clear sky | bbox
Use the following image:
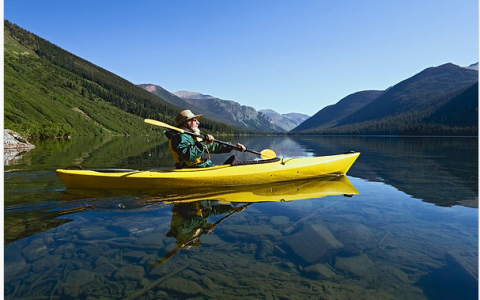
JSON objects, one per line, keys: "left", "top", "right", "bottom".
{"left": 4, "top": 0, "right": 479, "bottom": 115}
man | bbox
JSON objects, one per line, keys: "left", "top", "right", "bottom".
{"left": 166, "top": 110, "right": 246, "bottom": 168}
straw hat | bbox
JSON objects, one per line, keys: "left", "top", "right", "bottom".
{"left": 175, "top": 110, "right": 203, "bottom": 126}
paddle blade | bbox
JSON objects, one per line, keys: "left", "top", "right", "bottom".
{"left": 145, "top": 119, "right": 184, "bottom": 133}
{"left": 260, "top": 149, "right": 276, "bottom": 159}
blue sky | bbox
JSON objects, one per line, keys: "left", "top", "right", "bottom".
{"left": 4, "top": 0, "right": 478, "bottom": 115}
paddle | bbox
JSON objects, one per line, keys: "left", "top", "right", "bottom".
{"left": 145, "top": 119, "right": 276, "bottom": 159}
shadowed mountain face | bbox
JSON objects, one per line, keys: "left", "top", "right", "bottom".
{"left": 338, "top": 63, "right": 478, "bottom": 125}
{"left": 293, "top": 63, "right": 478, "bottom": 135}
{"left": 291, "top": 90, "right": 384, "bottom": 132}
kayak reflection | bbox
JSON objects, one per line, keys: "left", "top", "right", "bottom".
{"left": 59, "top": 175, "right": 358, "bottom": 205}
{"left": 143, "top": 175, "right": 358, "bottom": 204}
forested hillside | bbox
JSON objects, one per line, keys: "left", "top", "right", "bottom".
{"left": 4, "top": 20, "right": 246, "bottom": 138}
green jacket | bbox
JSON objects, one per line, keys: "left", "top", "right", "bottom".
{"left": 166, "top": 131, "right": 232, "bottom": 168}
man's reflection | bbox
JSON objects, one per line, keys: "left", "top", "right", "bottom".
{"left": 167, "top": 200, "right": 246, "bottom": 248}
{"left": 150, "top": 200, "right": 249, "bottom": 267}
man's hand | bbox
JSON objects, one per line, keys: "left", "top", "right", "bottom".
{"left": 204, "top": 134, "right": 215, "bottom": 145}
{"left": 235, "top": 143, "right": 246, "bottom": 152}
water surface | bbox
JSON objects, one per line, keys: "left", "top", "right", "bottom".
{"left": 4, "top": 135, "right": 478, "bottom": 300}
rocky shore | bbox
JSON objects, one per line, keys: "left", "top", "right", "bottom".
{"left": 4, "top": 129, "right": 35, "bottom": 165}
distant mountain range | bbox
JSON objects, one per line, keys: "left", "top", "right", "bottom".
{"left": 139, "top": 85, "right": 310, "bottom": 132}
{"left": 3, "top": 20, "right": 478, "bottom": 138}
{"left": 292, "top": 63, "right": 478, "bottom": 135}
{"left": 258, "top": 110, "right": 310, "bottom": 132}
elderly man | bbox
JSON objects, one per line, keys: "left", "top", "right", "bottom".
{"left": 165, "top": 110, "right": 246, "bottom": 168}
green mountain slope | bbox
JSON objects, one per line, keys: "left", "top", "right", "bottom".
{"left": 4, "top": 20, "right": 244, "bottom": 138}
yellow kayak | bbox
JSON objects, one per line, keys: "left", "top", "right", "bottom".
{"left": 56, "top": 152, "right": 360, "bottom": 190}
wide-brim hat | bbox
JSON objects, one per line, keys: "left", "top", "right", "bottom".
{"left": 175, "top": 110, "right": 203, "bottom": 127}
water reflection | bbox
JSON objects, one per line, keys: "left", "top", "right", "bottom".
{"left": 4, "top": 136, "right": 477, "bottom": 300}
{"left": 291, "top": 136, "right": 478, "bottom": 207}
{"left": 151, "top": 201, "right": 251, "bottom": 267}
{"left": 5, "top": 176, "right": 357, "bottom": 245}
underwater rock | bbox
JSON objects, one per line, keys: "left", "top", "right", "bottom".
{"left": 59, "top": 269, "right": 95, "bottom": 298}
{"left": 335, "top": 223, "right": 375, "bottom": 255}
{"left": 304, "top": 263, "right": 337, "bottom": 279}
{"left": 201, "top": 234, "right": 224, "bottom": 245}
{"left": 135, "top": 233, "right": 165, "bottom": 248}
{"left": 257, "top": 240, "right": 275, "bottom": 259}
{"left": 114, "top": 265, "right": 145, "bottom": 280}
{"left": 77, "top": 227, "right": 118, "bottom": 240}
{"left": 4, "top": 251, "right": 29, "bottom": 278}
{"left": 22, "top": 238, "right": 48, "bottom": 262}
{"left": 81, "top": 244, "right": 104, "bottom": 258}
{"left": 335, "top": 253, "right": 374, "bottom": 276}
{"left": 225, "top": 224, "right": 282, "bottom": 237}
{"left": 270, "top": 215, "right": 290, "bottom": 226}
{"left": 162, "top": 277, "right": 204, "bottom": 296}
{"left": 283, "top": 224, "right": 343, "bottom": 263}
{"left": 123, "top": 250, "right": 146, "bottom": 261}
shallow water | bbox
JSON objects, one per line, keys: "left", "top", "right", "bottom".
{"left": 4, "top": 135, "right": 478, "bottom": 300}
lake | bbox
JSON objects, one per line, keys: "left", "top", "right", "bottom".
{"left": 4, "top": 135, "right": 478, "bottom": 300}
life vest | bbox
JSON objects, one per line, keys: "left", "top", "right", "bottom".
{"left": 165, "top": 130, "right": 210, "bottom": 168}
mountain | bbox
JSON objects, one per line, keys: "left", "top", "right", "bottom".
{"left": 339, "top": 63, "right": 477, "bottom": 125}
{"left": 291, "top": 90, "right": 384, "bottom": 132}
{"left": 174, "top": 91, "right": 216, "bottom": 100}
{"left": 401, "top": 82, "right": 478, "bottom": 135}
{"left": 465, "top": 62, "right": 478, "bottom": 71}
{"left": 174, "top": 90, "right": 285, "bottom": 132}
{"left": 294, "top": 63, "right": 478, "bottom": 135}
{"left": 259, "top": 109, "right": 310, "bottom": 131}
{"left": 4, "top": 20, "right": 245, "bottom": 138}
{"left": 140, "top": 84, "right": 284, "bottom": 132}
{"left": 137, "top": 84, "right": 192, "bottom": 109}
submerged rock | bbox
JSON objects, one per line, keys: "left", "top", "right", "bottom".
{"left": 162, "top": 277, "right": 204, "bottom": 296}
{"left": 335, "top": 253, "right": 374, "bottom": 276}
{"left": 335, "top": 223, "right": 376, "bottom": 255}
{"left": 304, "top": 263, "right": 337, "bottom": 279}
{"left": 283, "top": 223, "right": 343, "bottom": 263}
{"left": 114, "top": 265, "right": 145, "bottom": 280}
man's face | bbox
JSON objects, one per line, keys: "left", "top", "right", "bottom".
{"left": 184, "top": 117, "right": 199, "bottom": 131}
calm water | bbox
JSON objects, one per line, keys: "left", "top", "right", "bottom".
{"left": 4, "top": 135, "right": 478, "bottom": 300}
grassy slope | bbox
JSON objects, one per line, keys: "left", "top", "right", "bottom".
{"left": 4, "top": 21, "right": 246, "bottom": 138}
{"left": 4, "top": 29, "right": 149, "bottom": 137}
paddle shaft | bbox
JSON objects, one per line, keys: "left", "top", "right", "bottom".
{"left": 144, "top": 119, "right": 274, "bottom": 158}
{"left": 183, "top": 131, "right": 261, "bottom": 155}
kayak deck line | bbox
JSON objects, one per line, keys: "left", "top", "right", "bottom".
{"left": 56, "top": 152, "right": 360, "bottom": 189}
